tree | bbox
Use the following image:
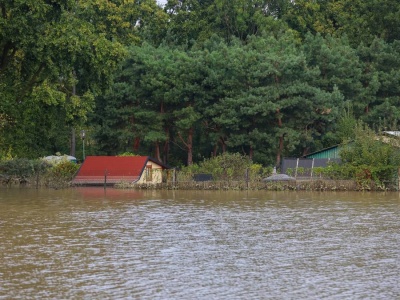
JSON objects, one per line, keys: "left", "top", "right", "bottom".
{"left": 283, "top": 0, "right": 400, "bottom": 45}
{"left": 203, "top": 33, "right": 343, "bottom": 165}
{"left": 0, "top": 0, "right": 133, "bottom": 158}
{"left": 164, "top": 0, "right": 289, "bottom": 45}
{"left": 91, "top": 43, "right": 173, "bottom": 159}
{"left": 300, "top": 33, "right": 362, "bottom": 149}
{"left": 356, "top": 39, "right": 400, "bottom": 129}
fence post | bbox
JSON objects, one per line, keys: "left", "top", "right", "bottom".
{"left": 311, "top": 158, "right": 315, "bottom": 179}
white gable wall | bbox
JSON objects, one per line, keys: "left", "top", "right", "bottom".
{"left": 136, "top": 161, "right": 164, "bottom": 184}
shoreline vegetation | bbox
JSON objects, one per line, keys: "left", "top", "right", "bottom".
{"left": 0, "top": 159, "right": 398, "bottom": 192}
{"left": 115, "top": 180, "right": 379, "bottom": 192}
{"left": 0, "top": 178, "right": 397, "bottom": 192}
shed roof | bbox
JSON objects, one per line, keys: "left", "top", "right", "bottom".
{"left": 303, "top": 144, "right": 341, "bottom": 159}
{"left": 72, "top": 156, "right": 168, "bottom": 185}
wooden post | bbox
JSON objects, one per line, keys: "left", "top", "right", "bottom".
{"left": 311, "top": 158, "right": 315, "bottom": 179}
{"left": 104, "top": 169, "right": 107, "bottom": 189}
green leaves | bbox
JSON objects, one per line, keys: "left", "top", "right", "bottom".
{"left": 98, "top": 30, "right": 379, "bottom": 165}
{"left": 0, "top": 0, "right": 133, "bottom": 157}
{"left": 3, "top": 0, "right": 400, "bottom": 168}
{"left": 284, "top": 0, "right": 400, "bottom": 46}
{"left": 337, "top": 121, "right": 400, "bottom": 186}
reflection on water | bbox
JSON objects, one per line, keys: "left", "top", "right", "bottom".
{"left": 0, "top": 188, "right": 399, "bottom": 299}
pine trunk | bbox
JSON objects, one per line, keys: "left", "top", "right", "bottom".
{"left": 187, "top": 127, "right": 193, "bottom": 165}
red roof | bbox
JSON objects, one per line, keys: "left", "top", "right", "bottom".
{"left": 72, "top": 156, "right": 167, "bottom": 185}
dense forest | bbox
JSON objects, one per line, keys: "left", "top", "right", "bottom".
{"left": 1, "top": 0, "right": 400, "bottom": 168}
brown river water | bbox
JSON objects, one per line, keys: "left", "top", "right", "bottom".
{"left": 0, "top": 187, "right": 399, "bottom": 299}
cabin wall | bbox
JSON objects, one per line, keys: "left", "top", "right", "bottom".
{"left": 136, "top": 161, "right": 164, "bottom": 184}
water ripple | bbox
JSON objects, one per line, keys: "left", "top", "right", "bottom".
{"left": 0, "top": 189, "right": 399, "bottom": 299}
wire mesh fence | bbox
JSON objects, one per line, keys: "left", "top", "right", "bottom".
{"left": 70, "top": 165, "right": 400, "bottom": 191}
{"left": 110, "top": 169, "right": 364, "bottom": 191}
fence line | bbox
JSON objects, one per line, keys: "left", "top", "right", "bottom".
{"left": 70, "top": 168, "right": 398, "bottom": 191}
{"left": 121, "top": 179, "right": 364, "bottom": 191}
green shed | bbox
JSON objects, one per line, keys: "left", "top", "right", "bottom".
{"left": 304, "top": 145, "right": 341, "bottom": 159}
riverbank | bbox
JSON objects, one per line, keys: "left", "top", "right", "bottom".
{"left": 1, "top": 176, "right": 396, "bottom": 192}
{"left": 115, "top": 179, "right": 396, "bottom": 192}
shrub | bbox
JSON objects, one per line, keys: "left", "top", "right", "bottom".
{"left": 337, "top": 122, "right": 400, "bottom": 186}
{"left": 43, "top": 161, "right": 80, "bottom": 187}
{"left": 0, "top": 158, "right": 50, "bottom": 184}
{"left": 0, "top": 157, "right": 79, "bottom": 187}
{"left": 181, "top": 152, "right": 270, "bottom": 181}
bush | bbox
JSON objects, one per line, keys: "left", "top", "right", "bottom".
{"left": 43, "top": 161, "right": 80, "bottom": 188}
{"left": 181, "top": 152, "right": 271, "bottom": 181}
{"left": 0, "top": 158, "right": 50, "bottom": 184}
{"left": 0, "top": 157, "right": 79, "bottom": 187}
{"left": 337, "top": 122, "right": 400, "bottom": 186}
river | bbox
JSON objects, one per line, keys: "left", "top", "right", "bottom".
{"left": 0, "top": 187, "right": 399, "bottom": 299}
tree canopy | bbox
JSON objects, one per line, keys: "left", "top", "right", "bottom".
{"left": 1, "top": 0, "right": 400, "bottom": 169}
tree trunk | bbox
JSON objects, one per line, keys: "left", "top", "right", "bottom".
{"left": 220, "top": 136, "right": 227, "bottom": 153}
{"left": 276, "top": 135, "right": 284, "bottom": 167}
{"left": 133, "top": 137, "right": 140, "bottom": 153}
{"left": 187, "top": 127, "right": 193, "bottom": 165}
{"left": 163, "top": 127, "right": 170, "bottom": 165}
{"left": 154, "top": 141, "right": 162, "bottom": 162}
{"left": 302, "top": 147, "right": 310, "bottom": 157}
{"left": 212, "top": 144, "right": 218, "bottom": 157}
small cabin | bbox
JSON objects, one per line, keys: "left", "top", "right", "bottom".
{"left": 72, "top": 156, "right": 169, "bottom": 186}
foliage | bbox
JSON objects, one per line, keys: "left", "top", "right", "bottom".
{"left": 0, "top": 157, "right": 79, "bottom": 187}
{"left": 0, "top": 158, "right": 50, "bottom": 183}
{"left": 181, "top": 152, "right": 271, "bottom": 181}
{"left": 99, "top": 32, "right": 347, "bottom": 166}
{"left": 283, "top": 0, "right": 400, "bottom": 45}
{"left": 340, "top": 122, "right": 400, "bottom": 165}
{"left": 320, "top": 122, "right": 400, "bottom": 186}
{"left": 0, "top": 0, "right": 153, "bottom": 158}
{"left": 0, "top": 146, "right": 15, "bottom": 161}
{"left": 3, "top": 0, "right": 400, "bottom": 170}
{"left": 44, "top": 161, "right": 80, "bottom": 186}
{"left": 117, "top": 152, "right": 138, "bottom": 156}
{"left": 334, "top": 104, "right": 358, "bottom": 143}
